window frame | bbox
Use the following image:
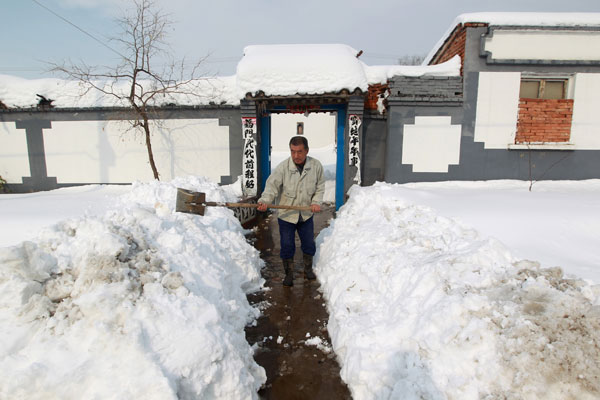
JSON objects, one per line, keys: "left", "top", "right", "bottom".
{"left": 519, "top": 74, "right": 573, "bottom": 100}
{"left": 512, "top": 73, "right": 576, "bottom": 149}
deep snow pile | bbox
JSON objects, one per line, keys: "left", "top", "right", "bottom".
{"left": 0, "top": 185, "right": 130, "bottom": 247}
{"left": 316, "top": 183, "right": 600, "bottom": 400}
{"left": 0, "top": 177, "right": 266, "bottom": 399}
{"left": 384, "top": 180, "right": 600, "bottom": 283}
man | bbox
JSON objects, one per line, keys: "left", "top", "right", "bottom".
{"left": 257, "top": 136, "right": 325, "bottom": 286}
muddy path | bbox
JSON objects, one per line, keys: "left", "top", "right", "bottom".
{"left": 246, "top": 205, "right": 352, "bottom": 400}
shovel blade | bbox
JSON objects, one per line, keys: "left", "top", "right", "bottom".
{"left": 175, "top": 188, "right": 206, "bottom": 215}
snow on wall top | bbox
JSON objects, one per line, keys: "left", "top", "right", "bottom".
{"left": 0, "top": 43, "right": 461, "bottom": 108}
{"left": 0, "top": 74, "right": 239, "bottom": 109}
{"left": 363, "top": 55, "right": 460, "bottom": 84}
{"left": 424, "top": 12, "right": 600, "bottom": 64}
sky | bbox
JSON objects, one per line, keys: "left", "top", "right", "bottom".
{"left": 3, "top": 0, "right": 600, "bottom": 80}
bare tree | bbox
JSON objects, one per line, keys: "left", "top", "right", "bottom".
{"left": 52, "top": 0, "right": 207, "bottom": 180}
{"left": 0, "top": 174, "right": 7, "bottom": 192}
{"left": 397, "top": 54, "right": 426, "bottom": 66}
{"left": 526, "top": 147, "right": 572, "bottom": 191}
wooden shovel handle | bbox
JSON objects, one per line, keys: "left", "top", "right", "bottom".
{"left": 205, "top": 202, "right": 312, "bottom": 211}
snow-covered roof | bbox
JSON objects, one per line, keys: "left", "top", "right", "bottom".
{"left": 236, "top": 44, "right": 369, "bottom": 97}
{"left": 424, "top": 12, "right": 600, "bottom": 64}
{"left": 0, "top": 44, "right": 461, "bottom": 109}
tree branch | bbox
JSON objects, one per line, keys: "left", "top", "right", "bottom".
{"left": 49, "top": 0, "right": 216, "bottom": 180}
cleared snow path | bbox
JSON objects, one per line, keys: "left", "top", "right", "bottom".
{"left": 245, "top": 206, "right": 351, "bottom": 399}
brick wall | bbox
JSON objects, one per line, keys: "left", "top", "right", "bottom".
{"left": 364, "top": 83, "right": 389, "bottom": 110}
{"left": 430, "top": 23, "right": 488, "bottom": 76}
{"left": 516, "top": 98, "right": 574, "bottom": 143}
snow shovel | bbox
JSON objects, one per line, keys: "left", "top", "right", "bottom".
{"left": 175, "top": 188, "right": 312, "bottom": 216}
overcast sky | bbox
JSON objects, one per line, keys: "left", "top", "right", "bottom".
{"left": 3, "top": 0, "right": 600, "bottom": 80}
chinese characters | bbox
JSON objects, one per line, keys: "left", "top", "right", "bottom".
{"left": 348, "top": 114, "right": 361, "bottom": 184}
{"left": 242, "top": 117, "right": 257, "bottom": 196}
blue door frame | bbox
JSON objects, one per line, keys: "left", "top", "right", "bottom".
{"left": 259, "top": 114, "right": 271, "bottom": 193}
{"left": 259, "top": 104, "right": 347, "bottom": 211}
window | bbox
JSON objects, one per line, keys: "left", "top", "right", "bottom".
{"left": 520, "top": 78, "right": 567, "bottom": 99}
{"left": 515, "top": 75, "right": 575, "bottom": 147}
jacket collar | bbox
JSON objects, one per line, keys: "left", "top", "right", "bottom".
{"left": 287, "top": 156, "right": 313, "bottom": 172}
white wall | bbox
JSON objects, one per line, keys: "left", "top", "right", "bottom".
{"left": 484, "top": 30, "right": 600, "bottom": 61}
{"left": 0, "top": 122, "right": 30, "bottom": 182}
{"left": 3, "top": 119, "right": 231, "bottom": 184}
{"left": 571, "top": 73, "right": 600, "bottom": 150}
{"left": 270, "top": 112, "right": 337, "bottom": 196}
{"left": 474, "top": 72, "right": 600, "bottom": 151}
{"left": 402, "top": 116, "right": 461, "bottom": 173}
{"left": 270, "top": 113, "right": 336, "bottom": 151}
{"left": 474, "top": 72, "right": 521, "bottom": 149}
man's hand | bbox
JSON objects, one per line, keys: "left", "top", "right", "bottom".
{"left": 311, "top": 204, "right": 321, "bottom": 213}
{"left": 257, "top": 202, "right": 268, "bottom": 212}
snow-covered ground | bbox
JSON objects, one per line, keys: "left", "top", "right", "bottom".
{"left": 1, "top": 178, "right": 600, "bottom": 399}
{"left": 0, "top": 185, "right": 130, "bottom": 247}
{"left": 316, "top": 181, "right": 600, "bottom": 400}
{"left": 0, "top": 177, "right": 266, "bottom": 399}
{"left": 384, "top": 180, "right": 600, "bottom": 283}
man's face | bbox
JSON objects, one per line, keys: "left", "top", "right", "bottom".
{"left": 290, "top": 143, "right": 308, "bottom": 165}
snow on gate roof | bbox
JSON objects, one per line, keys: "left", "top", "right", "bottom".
{"left": 236, "top": 44, "right": 369, "bottom": 98}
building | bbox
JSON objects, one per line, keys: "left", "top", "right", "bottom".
{"left": 383, "top": 12, "right": 600, "bottom": 184}
{"left": 2, "top": 12, "right": 600, "bottom": 210}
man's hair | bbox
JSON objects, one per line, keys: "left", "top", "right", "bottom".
{"left": 289, "top": 135, "right": 309, "bottom": 150}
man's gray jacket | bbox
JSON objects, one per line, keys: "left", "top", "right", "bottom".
{"left": 257, "top": 156, "right": 325, "bottom": 223}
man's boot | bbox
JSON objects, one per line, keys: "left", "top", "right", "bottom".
{"left": 303, "top": 254, "right": 316, "bottom": 280}
{"left": 282, "top": 258, "right": 294, "bottom": 286}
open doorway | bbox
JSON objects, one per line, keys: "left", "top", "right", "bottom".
{"left": 270, "top": 112, "right": 337, "bottom": 204}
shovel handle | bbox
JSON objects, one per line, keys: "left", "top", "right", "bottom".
{"left": 205, "top": 202, "right": 312, "bottom": 211}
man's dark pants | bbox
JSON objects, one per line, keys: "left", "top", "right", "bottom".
{"left": 278, "top": 216, "right": 315, "bottom": 260}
